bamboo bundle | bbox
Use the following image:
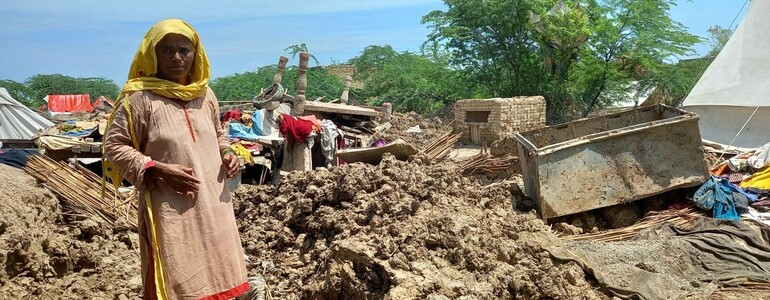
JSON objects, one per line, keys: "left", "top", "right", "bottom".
{"left": 561, "top": 206, "right": 704, "bottom": 242}
{"left": 23, "top": 155, "right": 138, "bottom": 229}
{"left": 421, "top": 132, "right": 461, "bottom": 160}
{"left": 458, "top": 153, "right": 518, "bottom": 175}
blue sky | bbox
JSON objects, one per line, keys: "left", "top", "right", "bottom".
{"left": 0, "top": 0, "right": 750, "bottom": 85}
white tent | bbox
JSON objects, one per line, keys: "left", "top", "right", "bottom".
{"left": 681, "top": 0, "right": 770, "bottom": 148}
{"left": 0, "top": 87, "right": 54, "bottom": 140}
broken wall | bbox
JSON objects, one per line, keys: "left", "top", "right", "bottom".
{"left": 454, "top": 96, "right": 546, "bottom": 144}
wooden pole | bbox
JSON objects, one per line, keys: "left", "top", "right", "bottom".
{"left": 273, "top": 56, "right": 289, "bottom": 85}
{"left": 340, "top": 75, "right": 352, "bottom": 105}
{"left": 295, "top": 52, "right": 309, "bottom": 114}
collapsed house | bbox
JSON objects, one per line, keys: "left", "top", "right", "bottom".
{"left": 0, "top": 87, "right": 54, "bottom": 148}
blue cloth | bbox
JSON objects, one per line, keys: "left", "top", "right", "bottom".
{"left": 61, "top": 127, "right": 97, "bottom": 137}
{"left": 0, "top": 149, "right": 38, "bottom": 168}
{"left": 251, "top": 111, "right": 264, "bottom": 136}
{"left": 228, "top": 122, "right": 261, "bottom": 141}
{"left": 727, "top": 182, "right": 759, "bottom": 203}
{"left": 693, "top": 176, "right": 740, "bottom": 221}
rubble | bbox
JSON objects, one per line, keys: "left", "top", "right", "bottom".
{"left": 233, "top": 155, "right": 602, "bottom": 299}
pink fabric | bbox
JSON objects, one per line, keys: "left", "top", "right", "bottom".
{"left": 104, "top": 89, "right": 247, "bottom": 299}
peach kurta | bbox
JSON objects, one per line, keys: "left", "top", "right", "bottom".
{"left": 104, "top": 88, "right": 247, "bottom": 299}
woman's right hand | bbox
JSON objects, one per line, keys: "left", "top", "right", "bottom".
{"left": 146, "top": 162, "right": 201, "bottom": 194}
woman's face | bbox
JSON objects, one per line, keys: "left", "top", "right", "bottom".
{"left": 155, "top": 34, "right": 195, "bottom": 84}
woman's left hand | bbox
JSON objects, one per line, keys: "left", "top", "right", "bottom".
{"left": 223, "top": 153, "right": 240, "bottom": 178}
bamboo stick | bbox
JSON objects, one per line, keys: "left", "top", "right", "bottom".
{"left": 23, "top": 155, "right": 138, "bottom": 229}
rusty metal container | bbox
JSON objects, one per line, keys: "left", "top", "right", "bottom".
{"left": 515, "top": 105, "right": 708, "bottom": 221}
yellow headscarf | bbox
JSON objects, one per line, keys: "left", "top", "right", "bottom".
{"left": 101, "top": 19, "right": 211, "bottom": 299}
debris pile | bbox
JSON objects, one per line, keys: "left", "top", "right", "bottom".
{"left": 0, "top": 164, "right": 141, "bottom": 299}
{"left": 383, "top": 112, "right": 453, "bottom": 149}
{"left": 233, "top": 155, "right": 602, "bottom": 299}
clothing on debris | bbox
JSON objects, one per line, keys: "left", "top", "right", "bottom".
{"left": 279, "top": 113, "right": 315, "bottom": 143}
{"left": 320, "top": 119, "right": 339, "bottom": 168}
{"left": 693, "top": 176, "right": 740, "bottom": 221}
{"left": 0, "top": 149, "right": 38, "bottom": 168}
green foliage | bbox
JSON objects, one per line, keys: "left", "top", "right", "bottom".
{"left": 24, "top": 74, "right": 119, "bottom": 107}
{"left": 284, "top": 43, "right": 320, "bottom": 66}
{"left": 706, "top": 25, "right": 732, "bottom": 58}
{"left": 210, "top": 65, "right": 344, "bottom": 102}
{"left": 424, "top": 0, "right": 700, "bottom": 122}
{"left": 349, "top": 45, "right": 476, "bottom": 115}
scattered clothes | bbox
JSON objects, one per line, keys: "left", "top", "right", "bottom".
{"left": 222, "top": 109, "right": 241, "bottom": 123}
{"left": 727, "top": 156, "right": 749, "bottom": 172}
{"left": 298, "top": 115, "right": 322, "bottom": 131}
{"left": 726, "top": 172, "right": 745, "bottom": 183}
{"left": 752, "top": 198, "right": 770, "bottom": 211}
{"left": 279, "top": 113, "right": 315, "bottom": 143}
{"left": 733, "top": 192, "right": 750, "bottom": 214}
{"left": 320, "top": 120, "right": 339, "bottom": 168}
{"left": 241, "top": 113, "right": 253, "bottom": 127}
{"left": 748, "top": 142, "right": 770, "bottom": 169}
{"left": 709, "top": 163, "right": 729, "bottom": 176}
{"left": 740, "top": 167, "right": 770, "bottom": 191}
{"left": 727, "top": 182, "right": 759, "bottom": 203}
{"left": 228, "top": 122, "right": 261, "bottom": 141}
{"left": 745, "top": 207, "right": 770, "bottom": 227}
{"left": 230, "top": 143, "right": 254, "bottom": 165}
{"left": 250, "top": 110, "right": 265, "bottom": 136}
{"left": 0, "top": 149, "right": 39, "bottom": 168}
{"left": 693, "top": 176, "right": 740, "bottom": 221}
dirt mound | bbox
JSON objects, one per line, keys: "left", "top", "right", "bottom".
{"left": 233, "top": 155, "right": 603, "bottom": 299}
{"left": 0, "top": 164, "right": 140, "bottom": 299}
{"left": 382, "top": 112, "right": 454, "bottom": 149}
{"left": 490, "top": 135, "right": 519, "bottom": 157}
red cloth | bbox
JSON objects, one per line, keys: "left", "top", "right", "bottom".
{"left": 279, "top": 113, "right": 315, "bottom": 143}
{"left": 222, "top": 109, "right": 241, "bottom": 123}
{"left": 47, "top": 94, "right": 94, "bottom": 113}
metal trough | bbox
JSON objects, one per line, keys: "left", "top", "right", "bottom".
{"left": 515, "top": 105, "right": 708, "bottom": 221}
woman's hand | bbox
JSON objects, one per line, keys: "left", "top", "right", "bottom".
{"left": 146, "top": 162, "right": 200, "bottom": 194}
{"left": 223, "top": 153, "right": 240, "bottom": 179}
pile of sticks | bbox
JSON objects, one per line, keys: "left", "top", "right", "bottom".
{"left": 24, "top": 155, "right": 138, "bottom": 229}
{"left": 458, "top": 153, "right": 518, "bottom": 175}
{"left": 561, "top": 206, "right": 704, "bottom": 242}
{"left": 421, "top": 132, "right": 461, "bottom": 160}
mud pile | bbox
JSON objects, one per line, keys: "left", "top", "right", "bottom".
{"left": 382, "top": 112, "right": 454, "bottom": 149}
{"left": 0, "top": 164, "right": 140, "bottom": 299}
{"left": 233, "top": 155, "right": 603, "bottom": 299}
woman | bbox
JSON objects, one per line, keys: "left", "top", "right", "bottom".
{"left": 103, "top": 19, "right": 248, "bottom": 299}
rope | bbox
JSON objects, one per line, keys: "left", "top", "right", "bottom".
{"left": 717, "top": 105, "right": 760, "bottom": 161}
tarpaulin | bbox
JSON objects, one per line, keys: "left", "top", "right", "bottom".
{"left": 549, "top": 218, "right": 770, "bottom": 300}
{"left": 47, "top": 94, "right": 94, "bottom": 113}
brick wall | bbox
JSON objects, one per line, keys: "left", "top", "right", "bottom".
{"left": 454, "top": 96, "right": 546, "bottom": 144}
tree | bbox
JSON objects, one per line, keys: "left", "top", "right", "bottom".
{"left": 349, "top": 45, "right": 474, "bottom": 114}
{"left": 423, "top": 0, "right": 700, "bottom": 122}
{"left": 284, "top": 43, "right": 320, "bottom": 66}
{"left": 0, "top": 80, "right": 35, "bottom": 106}
{"left": 705, "top": 25, "right": 732, "bottom": 58}
{"left": 210, "top": 65, "right": 343, "bottom": 102}
{"left": 21, "top": 74, "right": 119, "bottom": 108}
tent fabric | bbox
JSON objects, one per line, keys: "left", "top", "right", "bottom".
{"left": 92, "top": 96, "right": 115, "bottom": 110}
{"left": 681, "top": 0, "right": 770, "bottom": 148}
{"left": 47, "top": 94, "right": 94, "bottom": 113}
{"left": 0, "top": 87, "right": 54, "bottom": 140}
